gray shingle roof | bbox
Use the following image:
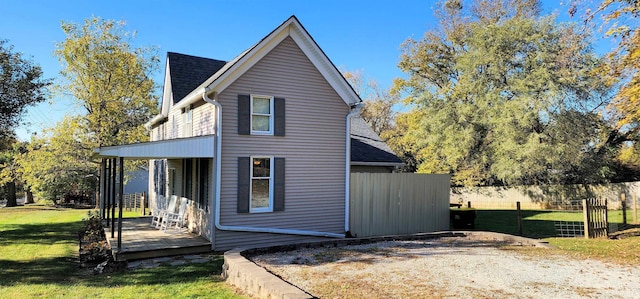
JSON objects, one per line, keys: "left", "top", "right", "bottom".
{"left": 167, "top": 52, "right": 226, "bottom": 103}
{"left": 350, "top": 116, "right": 403, "bottom": 165}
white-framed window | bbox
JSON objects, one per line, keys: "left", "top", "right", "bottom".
{"left": 183, "top": 105, "right": 193, "bottom": 137}
{"left": 251, "top": 95, "right": 274, "bottom": 135}
{"left": 250, "top": 156, "right": 273, "bottom": 212}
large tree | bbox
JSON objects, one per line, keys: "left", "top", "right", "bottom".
{"left": 0, "top": 39, "right": 50, "bottom": 138}
{"left": 571, "top": 0, "right": 639, "bottom": 128}
{"left": 19, "top": 17, "right": 159, "bottom": 203}
{"left": 393, "top": 0, "right": 618, "bottom": 186}
{"left": 55, "top": 17, "right": 159, "bottom": 148}
{"left": 16, "top": 117, "right": 96, "bottom": 203}
{"left": 0, "top": 39, "right": 50, "bottom": 206}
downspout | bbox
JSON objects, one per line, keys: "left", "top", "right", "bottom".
{"left": 202, "top": 88, "right": 343, "bottom": 239}
{"left": 345, "top": 104, "right": 361, "bottom": 235}
{"left": 202, "top": 88, "right": 222, "bottom": 243}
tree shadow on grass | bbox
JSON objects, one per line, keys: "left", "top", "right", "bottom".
{"left": 82, "top": 257, "right": 226, "bottom": 287}
{"left": 0, "top": 255, "right": 226, "bottom": 288}
{"left": 0, "top": 256, "right": 80, "bottom": 286}
{"left": 474, "top": 210, "right": 567, "bottom": 239}
{"left": 0, "top": 221, "right": 83, "bottom": 246}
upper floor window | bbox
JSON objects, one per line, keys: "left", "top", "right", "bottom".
{"left": 251, "top": 95, "right": 274, "bottom": 135}
{"left": 182, "top": 105, "right": 193, "bottom": 137}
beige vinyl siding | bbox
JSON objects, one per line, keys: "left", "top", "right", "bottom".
{"left": 148, "top": 159, "right": 158, "bottom": 210}
{"left": 167, "top": 159, "right": 183, "bottom": 197}
{"left": 162, "top": 100, "right": 215, "bottom": 139}
{"left": 193, "top": 104, "right": 215, "bottom": 136}
{"left": 150, "top": 126, "right": 159, "bottom": 142}
{"left": 214, "top": 36, "right": 349, "bottom": 250}
{"left": 167, "top": 110, "right": 181, "bottom": 139}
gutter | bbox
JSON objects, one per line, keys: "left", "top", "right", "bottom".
{"left": 344, "top": 104, "right": 361, "bottom": 234}
{"left": 145, "top": 113, "right": 167, "bottom": 130}
{"left": 201, "top": 88, "right": 344, "bottom": 240}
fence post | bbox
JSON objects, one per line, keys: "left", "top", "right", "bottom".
{"left": 517, "top": 201, "right": 522, "bottom": 236}
{"left": 621, "top": 193, "right": 627, "bottom": 226}
{"left": 141, "top": 192, "right": 146, "bottom": 216}
{"left": 583, "top": 199, "right": 590, "bottom": 239}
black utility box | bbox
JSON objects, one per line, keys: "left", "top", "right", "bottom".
{"left": 450, "top": 209, "right": 476, "bottom": 229}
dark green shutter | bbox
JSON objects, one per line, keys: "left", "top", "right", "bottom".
{"left": 238, "top": 94, "right": 251, "bottom": 135}
{"left": 274, "top": 158, "right": 285, "bottom": 211}
{"left": 274, "top": 97, "right": 285, "bottom": 136}
{"left": 237, "top": 157, "right": 250, "bottom": 213}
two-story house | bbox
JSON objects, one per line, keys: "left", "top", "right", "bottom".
{"left": 97, "top": 15, "right": 402, "bottom": 251}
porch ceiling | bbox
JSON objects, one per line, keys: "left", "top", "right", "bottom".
{"left": 96, "top": 135, "right": 215, "bottom": 159}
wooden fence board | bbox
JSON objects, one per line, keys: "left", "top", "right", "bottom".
{"left": 583, "top": 198, "right": 608, "bottom": 239}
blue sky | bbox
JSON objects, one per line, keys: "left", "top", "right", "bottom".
{"left": 0, "top": 0, "right": 599, "bottom": 140}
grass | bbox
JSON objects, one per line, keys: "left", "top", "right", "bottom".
{"left": 473, "top": 208, "right": 640, "bottom": 265}
{"left": 0, "top": 204, "right": 245, "bottom": 298}
{"left": 473, "top": 209, "right": 634, "bottom": 238}
{"left": 546, "top": 232, "right": 640, "bottom": 266}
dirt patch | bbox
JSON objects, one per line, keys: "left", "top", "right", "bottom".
{"left": 252, "top": 236, "right": 640, "bottom": 298}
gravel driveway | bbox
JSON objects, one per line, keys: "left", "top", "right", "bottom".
{"left": 251, "top": 237, "right": 640, "bottom": 298}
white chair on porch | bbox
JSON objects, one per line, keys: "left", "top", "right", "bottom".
{"left": 152, "top": 195, "right": 177, "bottom": 229}
{"left": 150, "top": 195, "right": 166, "bottom": 227}
{"left": 160, "top": 197, "right": 188, "bottom": 232}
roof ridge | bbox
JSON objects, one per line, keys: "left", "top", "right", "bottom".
{"left": 167, "top": 51, "right": 226, "bottom": 63}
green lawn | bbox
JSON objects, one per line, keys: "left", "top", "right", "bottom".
{"left": 0, "top": 204, "right": 245, "bottom": 298}
{"left": 473, "top": 209, "right": 633, "bottom": 238}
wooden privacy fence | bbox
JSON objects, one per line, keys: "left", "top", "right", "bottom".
{"left": 349, "top": 173, "right": 450, "bottom": 238}
{"left": 583, "top": 198, "right": 608, "bottom": 238}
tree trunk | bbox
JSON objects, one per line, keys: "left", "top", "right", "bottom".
{"left": 24, "top": 185, "right": 34, "bottom": 204}
{"left": 5, "top": 181, "right": 17, "bottom": 207}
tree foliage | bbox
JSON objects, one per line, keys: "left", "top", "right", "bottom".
{"left": 584, "top": 0, "right": 640, "bottom": 130}
{"left": 343, "top": 69, "right": 398, "bottom": 136}
{"left": 0, "top": 136, "right": 19, "bottom": 206}
{"left": 0, "top": 39, "right": 50, "bottom": 138}
{"left": 16, "top": 117, "right": 96, "bottom": 202}
{"left": 16, "top": 17, "right": 160, "bottom": 202}
{"left": 54, "top": 17, "right": 159, "bottom": 147}
{"left": 392, "top": 0, "right": 619, "bottom": 186}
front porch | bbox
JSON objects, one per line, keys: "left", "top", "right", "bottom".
{"left": 96, "top": 135, "right": 216, "bottom": 261}
{"left": 104, "top": 217, "right": 211, "bottom": 261}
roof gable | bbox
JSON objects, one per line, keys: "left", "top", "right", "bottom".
{"left": 149, "top": 15, "right": 362, "bottom": 128}
{"left": 167, "top": 52, "right": 226, "bottom": 104}
{"left": 175, "top": 15, "right": 361, "bottom": 109}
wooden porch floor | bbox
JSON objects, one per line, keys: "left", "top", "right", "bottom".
{"left": 104, "top": 217, "right": 211, "bottom": 261}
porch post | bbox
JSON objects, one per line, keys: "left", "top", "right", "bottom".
{"left": 99, "top": 159, "right": 106, "bottom": 219}
{"left": 105, "top": 159, "right": 111, "bottom": 224}
{"left": 111, "top": 158, "right": 116, "bottom": 239}
{"left": 117, "top": 157, "right": 124, "bottom": 253}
